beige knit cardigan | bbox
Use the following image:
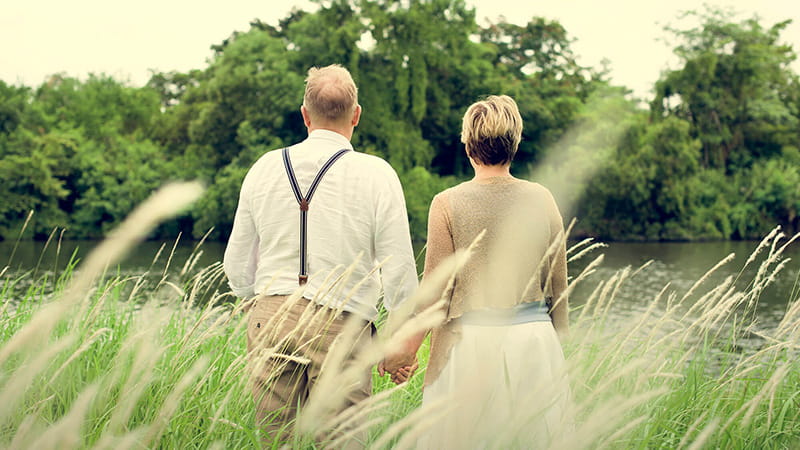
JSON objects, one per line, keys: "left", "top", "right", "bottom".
{"left": 421, "top": 176, "right": 568, "bottom": 386}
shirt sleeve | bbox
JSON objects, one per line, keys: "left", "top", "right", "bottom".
{"left": 223, "top": 178, "right": 260, "bottom": 299}
{"left": 373, "top": 165, "right": 419, "bottom": 311}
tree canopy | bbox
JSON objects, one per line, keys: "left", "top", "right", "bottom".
{"left": 0, "top": 2, "right": 797, "bottom": 242}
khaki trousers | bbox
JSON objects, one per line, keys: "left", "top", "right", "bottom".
{"left": 246, "top": 295, "right": 373, "bottom": 446}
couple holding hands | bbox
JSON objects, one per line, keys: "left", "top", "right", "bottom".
{"left": 224, "top": 64, "right": 570, "bottom": 448}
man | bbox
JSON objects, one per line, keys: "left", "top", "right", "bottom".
{"left": 223, "top": 64, "right": 418, "bottom": 445}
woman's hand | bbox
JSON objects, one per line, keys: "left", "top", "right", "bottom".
{"left": 390, "top": 361, "right": 419, "bottom": 384}
{"left": 378, "top": 353, "right": 419, "bottom": 384}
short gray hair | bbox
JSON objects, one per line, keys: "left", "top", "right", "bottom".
{"left": 303, "top": 64, "right": 358, "bottom": 124}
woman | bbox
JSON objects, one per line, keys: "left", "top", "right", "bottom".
{"left": 398, "top": 95, "right": 571, "bottom": 447}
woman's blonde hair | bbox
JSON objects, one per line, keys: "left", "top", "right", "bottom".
{"left": 461, "top": 95, "right": 523, "bottom": 165}
{"left": 303, "top": 64, "right": 359, "bottom": 124}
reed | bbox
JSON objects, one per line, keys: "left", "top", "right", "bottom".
{"left": 0, "top": 184, "right": 798, "bottom": 448}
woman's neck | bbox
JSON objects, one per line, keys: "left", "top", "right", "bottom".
{"left": 472, "top": 163, "right": 512, "bottom": 181}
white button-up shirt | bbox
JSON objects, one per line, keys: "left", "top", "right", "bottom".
{"left": 223, "top": 129, "right": 419, "bottom": 321}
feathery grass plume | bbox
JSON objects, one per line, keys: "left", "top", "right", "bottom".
{"left": 21, "top": 384, "right": 99, "bottom": 449}
{"left": 103, "top": 310, "right": 167, "bottom": 435}
{"left": 7, "top": 415, "right": 39, "bottom": 449}
{"left": 322, "top": 383, "right": 398, "bottom": 437}
{"left": 0, "top": 299, "right": 71, "bottom": 367}
{"left": 370, "top": 396, "right": 453, "bottom": 450}
{"left": 538, "top": 219, "right": 575, "bottom": 303}
{"left": 560, "top": 230, "right": 800, "bottom": 447}
{"left": 679, "top": 252, "right": 736, "bottom": 306}
{"left": 32, "top": 226, "right": 59, "bottom": 279}
{"left": 740, "top": 226, "right": 781, "bottom": 276}
{"left": 0, "top": 335, "right": 75, "bottom": 425}
{"left": 2, "top": 182, "right": 205, "bottom": 441}
{"left": 296, "top": 295, "right": 446, "bottom": 443}
{"left": 677, "top": 409, "right": 711, "bottom": 448}
{"left": 295, "top": 243, "right": 475, "bottom": 443}
{"left": 59, "top": 181, "right": 203, "bottom": 307}
{"left": 2, "top": 182, "right": 798, "bottom": 448}
{"left": 685, "top": 418, "right": 721, "bottom": 450}
{"left": 142, "top": 356, "right": 211, "bottom": 446}
{"left": 568, "top": 240, "right": 608, "bottom": 263}
{"left": 47, "top": 327, "right": 111, "bottom": 384}
{"left": 5, "top": 209, "right": 33, "bottom": 268}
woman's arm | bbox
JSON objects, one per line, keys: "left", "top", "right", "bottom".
{"left": 546, "top": 192, "right": 569, "bottom": 337}
{"left": 422, "top": 193, "right": 456, "bottom": 292}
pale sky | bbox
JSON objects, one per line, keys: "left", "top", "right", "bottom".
{"left": 1, "top": 0, "right": 798, "bottom": 100}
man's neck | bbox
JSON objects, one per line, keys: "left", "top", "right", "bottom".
{"left": 308, "top": 125, "right": 353, "bottom": 141}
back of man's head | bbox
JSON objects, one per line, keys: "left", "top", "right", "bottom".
{"left": 303, "top": 65, "right": 359, "bottom": 126}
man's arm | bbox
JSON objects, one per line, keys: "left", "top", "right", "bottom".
{"left": 381, "top": 193, "right": 454, "bottom": 378}
{"left": 373, "top": 166, "right": 419, "bottom": 312}
{"left": 223, "top": 183, "right": 259, "bottom": 300}
{"left": 373, "top": 165, "right": 419, "bottom": 381}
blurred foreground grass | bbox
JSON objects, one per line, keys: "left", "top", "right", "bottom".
{"left": 1, "top": 183, "right": 798, "bottom": 448}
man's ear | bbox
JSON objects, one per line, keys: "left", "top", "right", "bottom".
{"left": 301, "top": 105, "right": 312, "bottom": 128}
{"left": 351, "top": 105, "right": 362, "bottom": 127}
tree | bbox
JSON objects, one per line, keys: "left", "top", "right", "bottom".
{"left": 479, "top": 17, "right": 600, "bottom": 172}
{"left": 157, "top": 30, "right": 305, "bottom": 177}
{"left": 652, "top": 8, "right": 799, "bottom": 171}
{"left": 580, "top": 116, "right": 702, "bottom": 240}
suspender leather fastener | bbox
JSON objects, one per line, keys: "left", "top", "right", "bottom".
{"left": 299, "top": 199, "right": 309, "bottom": 211}
{"left": 298, "top": 275, "right": 308, "bottom": 285}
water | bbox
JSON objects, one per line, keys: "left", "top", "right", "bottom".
{"left": 568, "top": 240, "right": 800, "bottom": 328}
{"left": 2, "top": 237, "right": 798, "bottom": 330}
{"left": 0, "top": 238, "right": 229, "bottom": 305}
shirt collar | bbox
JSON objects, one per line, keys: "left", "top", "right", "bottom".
{"left": 306, "top": 129, "right": 354, "bottom": 150}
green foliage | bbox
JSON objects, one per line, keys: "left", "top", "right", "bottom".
{"left": 399, "top": 167, "right": 459, "bottom": 241}
{"left": 0, "top": 76, "right": 179, "bottom": 240}
{"left": 0, "top": 127, "right": 75, "bottom": 239}
{"left": 578, "top": 115, "right": 704, "bottom": 240}
{"left": 70, "top": 137, "right": 175, "bottom": 238}
{"left": 573, "top": 7, "right": 799, "bottom": 241}
{"left": 191, "top": 164, "right": 249, "bottom": 240}
{"left": 0, "top": 3, "right": 798, "bottom": 243}
{"left": 652, "top": 7, "right": 799, "bottom": 171}
{"left": 158, "top": 30, "right": 304, "bottom": 178}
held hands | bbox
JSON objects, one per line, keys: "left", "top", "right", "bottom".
{"left": 378, "top": 352, "right": 419, "bottom": 385}
{"left": 378, "top": 331, "right": 426, "bottom": 385}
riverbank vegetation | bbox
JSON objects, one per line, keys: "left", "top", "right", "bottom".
{"left": 1, "top": 1, "right": 798, "bottom": 243}
{"left": 1, "top": 184, "right": 798, "bottom": 448}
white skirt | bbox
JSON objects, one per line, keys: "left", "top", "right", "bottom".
{"left": 417, "top": 321, "right": 572, "bottom": 449}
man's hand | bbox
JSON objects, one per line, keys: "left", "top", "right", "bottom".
{"left": 391, "top": 360, "right": 419, "bottom": 384}
{"left": 378, "top": 349, "right": 419, "bottom": 385}
{"left": 381, "top": 351, "right": 416, "bottom": 375}
{"left": 378, "top": 331, "right": 426, "bottom": 384}
{"left": 378, "top": 358, "right": 419, "bottom": 384}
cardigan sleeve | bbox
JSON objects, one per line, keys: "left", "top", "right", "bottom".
{"left": 421, "top": 192, "right": 456, "bottom": 307}
{"left": 545, "top": 191, "right": 569, "bottom": 335}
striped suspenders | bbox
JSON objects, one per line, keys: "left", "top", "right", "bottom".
{"left": 282, "top": 147, "right": 351, "bottom": 285}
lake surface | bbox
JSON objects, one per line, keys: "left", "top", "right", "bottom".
{"left": 2, "top": 237, "right": 798, "bottom": 331}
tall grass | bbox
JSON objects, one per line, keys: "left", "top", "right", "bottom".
{"left": 1, "top": 182, "right": 798, "bottom": 448}
{"left": 560, "top": 229, "right": 800, "bottom": 449}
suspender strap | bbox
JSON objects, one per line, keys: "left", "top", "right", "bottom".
{"left": 282, "top": 148, "right": 351, "bottom": 285}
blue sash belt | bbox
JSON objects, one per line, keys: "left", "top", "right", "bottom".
{"left": 459, "top": 301, "right": 551, "bottom": 326}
